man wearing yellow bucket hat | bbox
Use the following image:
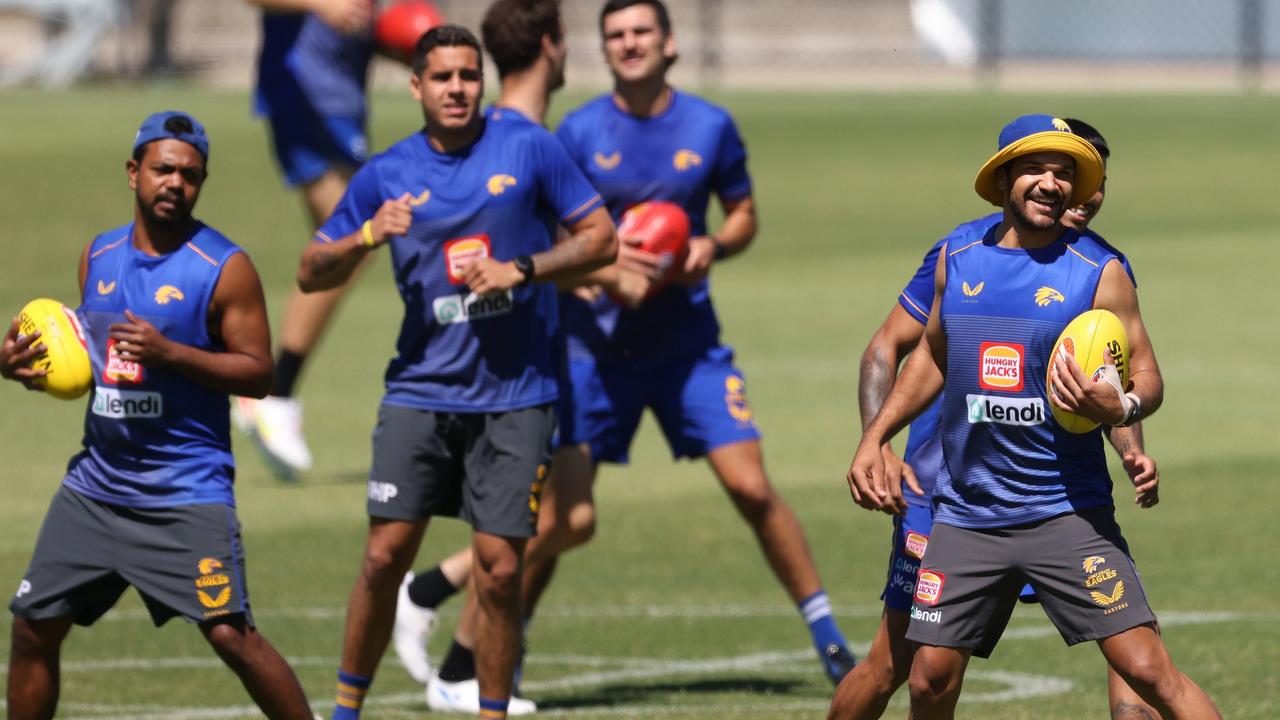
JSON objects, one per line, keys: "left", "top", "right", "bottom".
{"left": 845, "top": 114, "right": 1220, "bottom": 718}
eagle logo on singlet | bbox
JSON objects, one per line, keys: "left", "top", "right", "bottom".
{"left": 1034, "top": 286, "right": 1065, "bottom": 306}
{"left": 961, "top": 281, "right": 984, "bottom": 297}
{"left": 154, "top": 285, "right": 184, "bottom": 304}
{"left": 97, "top": 280, "right": 116, "bottom": 295}
{"left": 487, "top": 174, "right": 517, "bottom": 196}
{"left": 594, "top": 151, "right": 621, "bottom": 170}
{"left": 673, "top": 149, "right": 703, "bottom": 171}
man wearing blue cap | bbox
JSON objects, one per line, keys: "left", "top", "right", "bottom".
{"left": 846, "top": 115, "right": 1219, "bottom": 718}
{"left": 1, "top": 111, "right": 317, "bottom": 719}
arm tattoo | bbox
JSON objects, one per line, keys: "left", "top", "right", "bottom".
{"left": 859, "top": 346, "right": 895, "bottom": 429}
{"left": 533, "top": 230, "right": 597, "bottom": 278}
{"left": 309, "top": 248, "right": 343, "bottom": 275}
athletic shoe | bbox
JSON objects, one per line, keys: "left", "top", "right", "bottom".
{"left": 822, "top": 643, "right": 858, "bottom": 684}
{"left": 234, "top": 395, "right": 312, "bottom": 477}
{"left": 425, "top": 672, "right": 537, "bottom": 715}
{"left": 393, "top": 572, "right": 437, "bottom": 684}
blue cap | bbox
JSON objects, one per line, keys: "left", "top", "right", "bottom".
{"left": 132, "top": 110, "right": 209, "bottom": 160}
{"left": 973, "top": 114, "right": 1103, "bottom": 208}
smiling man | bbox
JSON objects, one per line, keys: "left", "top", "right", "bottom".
{"left": 845, "top": 114, "right": 1219, "bottom": 719}
{"left": 298, "top": 25, "right": 616, "bottom": 720}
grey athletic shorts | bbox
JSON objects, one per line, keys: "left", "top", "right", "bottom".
{"left": 367, "top": 403, "right": 555, "bottom": 538}
{"left": 905, "top": 506, "right": 1155, "bottom": 657}
{"left": 10, "top": 485, "right": 252, "bottom": 627}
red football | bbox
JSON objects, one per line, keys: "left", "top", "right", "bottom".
{"left": 374, "top": 0, "right": 444, "bottom": 64}
{"left": 618, "top": 201, "right": 691, "bottom": 297}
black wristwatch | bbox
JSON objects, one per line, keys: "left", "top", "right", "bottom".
{"left": 513, "top": 254, "right": 535, "bottom": 286}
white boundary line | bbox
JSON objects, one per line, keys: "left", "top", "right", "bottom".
{"left": 2, "top": 607, "right": 1266, "bottom": 719}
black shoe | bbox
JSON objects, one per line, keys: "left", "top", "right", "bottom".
{"left": 823, "top": 643, "right": 858, "bottom": 684}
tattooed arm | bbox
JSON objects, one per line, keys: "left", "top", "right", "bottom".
{"left": 297, "top": 193, "right": 412, "bottom": 293}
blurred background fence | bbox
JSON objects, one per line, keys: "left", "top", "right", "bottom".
{"left": 2, "top": 0, "right": 1279, "bottom": 91}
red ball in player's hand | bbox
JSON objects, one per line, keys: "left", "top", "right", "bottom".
{"left": 616, "top": 201, "right": 691, "bottom": 300}
{"left": 374, "top": 0, "right": 444, "bottom": 64}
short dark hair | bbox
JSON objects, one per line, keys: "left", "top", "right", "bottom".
{"left": 1065, "top": 117, "right": 1110, "bottom": 160}
{"left": 411, "top": 24, "right": 484, "bottom": 77}
{"left": 482, "top": 0, "right": 562, "bottom": 79}
{"left": 131, "top": 115, "right": 208, "bottom": 171}
{"left": 599, "top": 0, "right": 672, "bottom": 36}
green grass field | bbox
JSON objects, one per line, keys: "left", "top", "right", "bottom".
{"left": 1, "top": 88, "right": 1278, "bottom": 719}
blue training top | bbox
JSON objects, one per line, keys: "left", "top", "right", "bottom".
{"left": 555, "top": 90, "right": 752, "bottom": 363}
{"left": 255, "top": 12, "right": 372, "bottom": 120}
{"left": 65, "top": 222, "right": 241, "bottom": 508}
{"left": 896, "top": 213, "right": 1137, "bottom": 509}
{"left": 933, "top": 225, "right": 1128, "bottom": 528}
{"left": 316, "top": 115, "right": 603, "bottom": 413}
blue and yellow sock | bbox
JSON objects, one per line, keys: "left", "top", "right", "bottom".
{"left": 479, "top": 696, "right": 509, "bottom": 719}
{"left": 332, "top": 671, "right": 372, "bottom": 720}
{"left": 799, "top": 590, "right": 848, "bottom": 655}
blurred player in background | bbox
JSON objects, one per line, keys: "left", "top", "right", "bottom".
{"left": 237, "top": 0, "right": 377, "bottom": 477}
{"left": 402, "top": 0, "right": 862, "bottom": 699}
{"left": 297, "top": 25, "right": 615, "bottom": 720}
{"left": 828, "top": 119, "right": 1163, "bottom": 720}
{"left": 391, "top": 0, "right": 584, "bottom": 712}
{"left": 846, "top": 114, "right": 1219, "bottom": 719}
{"left": 1, "top": 111, "right": 316, "bottom": 719}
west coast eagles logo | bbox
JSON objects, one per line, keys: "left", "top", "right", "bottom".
{"left": 725, "top": 375, "right": 753, "bottom": 423}
{"left": 1034, "top": 286, "right": 1065, "bottom": 306}
{"left": 154, "top": 285, "right": 184, "bottom": 304}
{"left": 673, "top": 149, "right": 702, "bottom": 171}
{"left": 1052, "top": 117, "right": 1072, "bottom": 132}
{"left": 195, "top": 557, "right": 232, "bottom": 617}
{"left": 487, "top": 174, "right": 517, "bottom": 196}
{"left": 594, "top": 151, "right": 621, "bottom": 170}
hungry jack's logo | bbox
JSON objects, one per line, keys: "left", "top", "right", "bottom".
{"left": 444, "top": 234, "right": 492, "bottom": 285}
{"left": 103, "top": 339, "right": 143, "bottom": 385}
{"left": 979, "top": 342, "right": 1024, "bottom": 392}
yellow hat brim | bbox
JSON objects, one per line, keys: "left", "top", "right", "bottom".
{"left": 973, "top": 132, "right": 1104, "bottom": 208}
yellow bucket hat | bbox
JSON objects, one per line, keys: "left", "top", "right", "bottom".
{"left": 974, "top": 114, "right": 1104, "bottom": 208}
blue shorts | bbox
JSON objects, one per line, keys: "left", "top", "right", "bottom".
{"left": 558, "top": 345, "right": 761, "bottom": 464}
{"left": 262, "top": 90, "right": 367, "bottom": 187}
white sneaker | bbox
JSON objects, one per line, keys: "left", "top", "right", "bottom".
{"left": 237, "top": 395, "right": 313, "bottom": 477}
{"left": 425, "top": 672, "right": 537, "bottom": 715}
{"left": 393, "top": 572, "right": 437, "bottom": 684}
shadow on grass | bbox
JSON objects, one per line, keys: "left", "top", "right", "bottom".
{"left": 536, "top": 676, "right": 813, "bottom": 710}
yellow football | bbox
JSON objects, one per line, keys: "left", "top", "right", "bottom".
{"left": 17, "top": 298, "right": 93, "bottom": 400}
{"left": 1047, "top": 308, "right": 1129, "bottom": 433}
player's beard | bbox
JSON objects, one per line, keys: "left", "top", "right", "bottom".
{"left": 1008, "top": 186, "right": 1063, "bottom": 232}
{"left": 138, "top": 190, "right": 191, "bottom": 228}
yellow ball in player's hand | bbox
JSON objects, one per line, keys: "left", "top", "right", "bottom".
{"left": 17, "top": 298, "right": 92, "bottom": 400}
{"left": 1047, "top": 309, "right": 1129, "bottom": 433}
